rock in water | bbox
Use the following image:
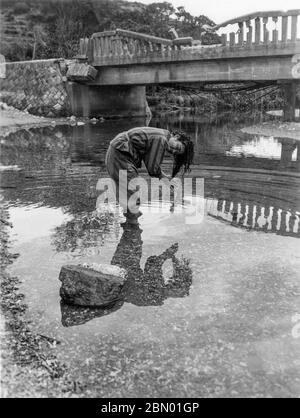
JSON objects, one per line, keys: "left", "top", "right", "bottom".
{"left": 59, "top": 264, "right": 126, "bottom": 307}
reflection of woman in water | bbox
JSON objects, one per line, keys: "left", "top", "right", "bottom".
{"left": 61, "top": 224, "right": 193, "bottom": 327}
{"left": 105, "top": 127, "right": 194, "bottom": 224}
{"left": 111, "top": 224, "right": 192, "bottom": 307}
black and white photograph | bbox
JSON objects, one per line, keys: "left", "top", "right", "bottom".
{"left": 0, "top": 0, "right": 300, "bottom": 401}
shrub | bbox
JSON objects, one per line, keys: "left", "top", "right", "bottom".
{"left": 5, "top": 12, "right": 15, "bottom": 22}
{"left": 13, "top": 2, "right": 30, "bottom": 15}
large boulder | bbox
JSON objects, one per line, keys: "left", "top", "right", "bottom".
{"left": 59, "top": 263, "right": 126, "bottom": 307}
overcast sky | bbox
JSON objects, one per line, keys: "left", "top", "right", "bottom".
{"left": 133, "top": 0, "right": 300, "bottom": 24}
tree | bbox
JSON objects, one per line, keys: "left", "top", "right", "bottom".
{"left": 174, "top": 6, "right": 218, "bottom": 42}
{"left": 44, "top": 0, "right": 99, "bottom": 58}
{"left": 31, "top": 24, "right": 47, "bottom": 60}
{"left": 144, "top": 2, "right": 175, "bottom": 37}
{"left": 13, "top": 1, "right": 30, "bottom": 15}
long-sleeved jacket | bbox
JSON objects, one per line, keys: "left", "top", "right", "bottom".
{"left": 109, "top": 127, "right": 170, "bottom": 178}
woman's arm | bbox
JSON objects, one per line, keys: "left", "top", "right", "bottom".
{"left": 143, "top": 135, "right": 168, "bottom": 178}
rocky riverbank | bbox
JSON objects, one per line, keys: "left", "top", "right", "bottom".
{"left": 0, "top": 102, "right": 106, "bottom": 137}
{"left": 0, "top": 106, "right": 100, "bottom": 397}
{"left": 0, "top": 207, "right": 85, "bottom": 397}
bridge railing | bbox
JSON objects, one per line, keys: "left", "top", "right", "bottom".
{"left": 78, "top": 29, "right": 193, "bottom": 65}
{"left": 76, "top": 10, "right": 300, "bottom": 66}
{"left": 78, "top": 37, "right": 91, "bottom": 60}
{"left": 213, "top": 9, "right": 300, "bottom": 47}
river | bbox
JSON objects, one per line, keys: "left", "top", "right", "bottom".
{"left": 1, "top": 109, "right": 300, "bottom": 397}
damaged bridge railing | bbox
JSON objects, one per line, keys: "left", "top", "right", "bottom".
{"left": 76, "top": 9, "right": 300, "bottom": 67}
{"left": 77, "top": 29, "right": 193, "bottom": 66}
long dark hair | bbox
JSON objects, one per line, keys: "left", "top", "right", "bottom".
{"left": 171, "top": 131, "right": 194, "bottom": 178}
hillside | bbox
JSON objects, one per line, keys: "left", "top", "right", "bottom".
{"left": 0, "top": 2, "right": 35, "bottom": 61}
{"left": 0, "top": 0, "right": 217, "bottom": 61}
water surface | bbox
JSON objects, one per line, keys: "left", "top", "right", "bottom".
{"left": 1, "top": 110, "right": 300, "bottom": 397}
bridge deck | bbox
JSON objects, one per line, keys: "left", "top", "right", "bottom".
{"left": 90, "top": 55, "right": 299, "bottom": 85}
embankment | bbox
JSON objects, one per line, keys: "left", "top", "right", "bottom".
{"left": 0, "top": 59, "right": 71, "bottom": 117}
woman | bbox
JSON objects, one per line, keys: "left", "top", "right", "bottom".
{"left": 105, "top": 126, "right": 194, "bottom": 222}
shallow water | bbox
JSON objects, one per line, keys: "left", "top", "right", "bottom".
{"left": 1, "top": 110, "right": 300, "bottom": 397}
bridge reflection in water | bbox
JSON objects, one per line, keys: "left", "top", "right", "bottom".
{"left": 206, "top": 198, "right": 300, "bottom": 238}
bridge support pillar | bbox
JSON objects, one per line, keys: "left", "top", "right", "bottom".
{"left": 281, "top": 81, "right": 299, "bottom": 122}
{"left": 67, "top": 83, "right": 151, "bottom": 118}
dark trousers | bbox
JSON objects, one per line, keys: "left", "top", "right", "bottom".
{"left": 105, "top": 145, "right": 140, "bottom": 217}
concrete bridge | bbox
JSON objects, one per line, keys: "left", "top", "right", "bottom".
{"left": 67, "top": 9, "right": 300, "bottom": 119}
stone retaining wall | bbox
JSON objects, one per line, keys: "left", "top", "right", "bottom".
{"left": 0, "top": 59, "right": 71, "bottom": 117}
